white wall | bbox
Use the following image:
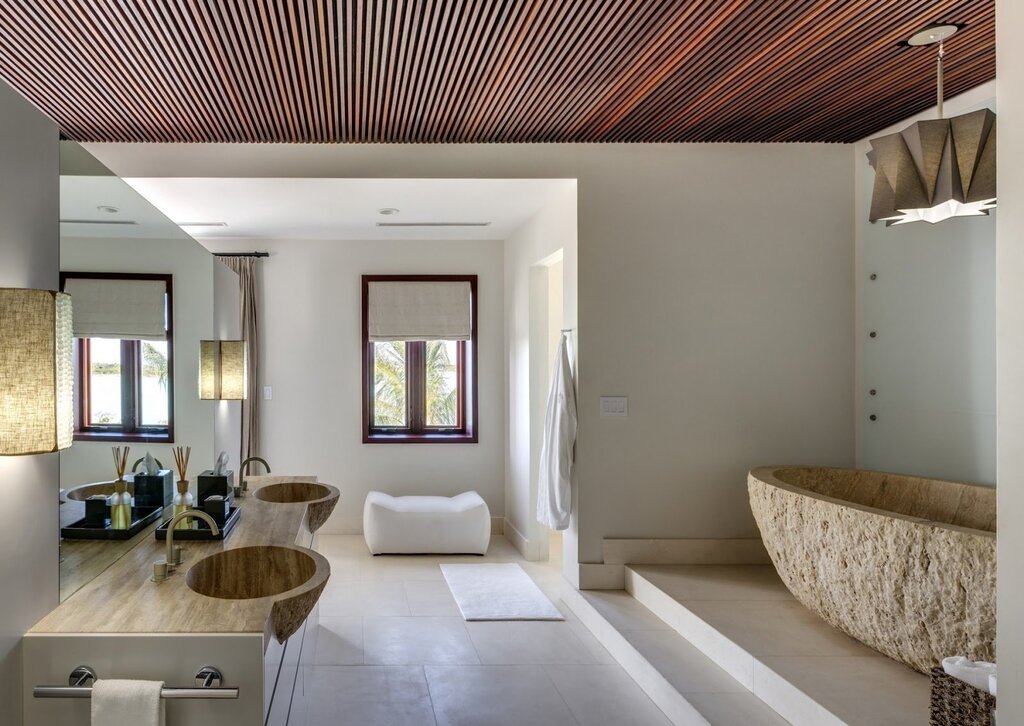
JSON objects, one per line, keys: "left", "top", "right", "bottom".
{"left": 59, "top": 236, "right": 215, "bottom": 491}
{"left": 854, "top": 83, "right": 997, "bottom": 485}
{"left": 0, "top": 79, "right": 60, "bottom": 725}
{"left": 213, "top": 260, "right": 242, "bottom": 471}
{"left": 504, "top": 184, "right": 577, "bottom": 565}
{"left": 88, "top": 141, "right": 856, "bottom": 573}
{"left": 202, "top": 238, "right": 506, "bottom": 534}
{"left": 997, "top": 2, "right": 1024, "bottom": 720}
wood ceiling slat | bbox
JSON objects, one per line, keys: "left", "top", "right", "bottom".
{"left": 0, "top": 0, "right": 995, "bottom": 144}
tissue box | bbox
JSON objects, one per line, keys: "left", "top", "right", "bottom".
{"left": 197, "top": 470, "right": 235, "bottom": 508}
{"left": 131, "top": 469, "right": 173, "bottom": 508}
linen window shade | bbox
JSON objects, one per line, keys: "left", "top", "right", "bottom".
{"left": 367, "top": 281, "right": 472, "bottom": 341}
{"left": 64, "top": 277, "right": 167, "bottom": 340}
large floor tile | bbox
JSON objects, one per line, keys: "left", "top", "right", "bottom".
{"left": 314, "top": 616, "right": 363, "bottom": 665}
{"left": 686, "top": 692, "right": 791, "bottom": 726}
{"left": 621, "top": 628, "right": 747, "bottom": 694}
{"left": 757, "top": 655, "right": 929, "bottom": 726}
{"left": 425, "top": 665, "right": 577, "bottom": 726}
{"left": 684, "top": 599, "right": 878, "bottom": 658}
{"left": 305, "top": 666, "right": 436, "bottom": 726}
{"left": 466, "top": 620, "right": 601, "bottom": 665}
{"left": 363, "top": 616, "right": 480, "bottom": 665}
{"left": 633, "top": 565, "right": 795, "bottom": 602}
{"left": 319, "top": 579, "right": 410, "bottom": 616}
{"left": 545, "top": 664, "right": 672, "bottom": 726}
{"left": 404, "top": 580, "right": 461, "bottom": 616}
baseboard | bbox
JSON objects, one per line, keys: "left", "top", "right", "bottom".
{"left": 503, "top": 518, "right": 544, "bottom": 561}
{"left": 602, "top": 538, "right": 770, "bottom": 566}
{"left": 578, "top": 563, "right": 625, "bottom": 590}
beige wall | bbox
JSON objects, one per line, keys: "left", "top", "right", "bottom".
{"left": 89, "top": 141, "right": 856, "bottom": 571}
{"left": 0, "top": 79, "right": 60, "bottom": 724}
{"left": 201, "top": 238, "right": 507, "bottom": 534}
{"left": 504, "top": 183, "right": 578, "bottom": 567}
{"left": 59, "top": 236, "right": 215, "bottom": 493}
{"left": 997, "top": 1, "right": 1024, "bottom": 720}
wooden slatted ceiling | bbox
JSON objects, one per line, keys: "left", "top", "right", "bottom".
{"left": 0, "top": 1, "right": 994, "bottom": 144}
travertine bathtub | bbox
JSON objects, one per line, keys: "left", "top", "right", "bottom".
{"left": 748, "top": 466, "right": 995, "bottom": 673}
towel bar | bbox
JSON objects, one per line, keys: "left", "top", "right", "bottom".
{"left": 33, "top": 664, "right": 238, "bottom": 700}
{"left": 33, "top": 686, "right": 239, "bottom": 699}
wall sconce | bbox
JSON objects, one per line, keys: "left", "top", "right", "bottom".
{"left": 199, "top": 340, "right": 247, "bottom": 400}
{"left": 0, "top": 288, "right": 74, "bottom": 455}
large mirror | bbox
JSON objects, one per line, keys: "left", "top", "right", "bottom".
{"left": 58, "top": 141, "right": 217, "bottom": 601}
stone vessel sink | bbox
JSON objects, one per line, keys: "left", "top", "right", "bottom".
{"left": 252, "top": 481, "right": 340, "bottom": 533}
{"left": 186, "top": 545, "right": 330, "bottom": 641}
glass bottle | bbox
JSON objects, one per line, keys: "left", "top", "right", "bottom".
{"left": 173, "top": 479, "right": 194, "bottom": 529}
{"left": 110, "top": 479, "right": 132, "bottom": 530}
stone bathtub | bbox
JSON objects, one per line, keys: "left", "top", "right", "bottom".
{"left": 748, "top": 465, "right": 995, "bottom": 673}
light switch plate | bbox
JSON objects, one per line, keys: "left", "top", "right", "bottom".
{"left": 600, "top": 396, "right": 628, "bottom": 417}
{"left": 263, "top": 386, "right": 273, "bottom": 401}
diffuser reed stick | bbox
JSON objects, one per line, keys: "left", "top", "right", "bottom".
{"left": 172, "top": 445, "right": 194, "bottom": 530}
{"left": 172, "top": 445, "right": 192, "bottom": 481}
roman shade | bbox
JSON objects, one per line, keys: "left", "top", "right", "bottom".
{"left": 367, "top": 281, "right": 472, "bottom": 341}
{"left": 63, "top": 277, "right": 167, "bottom": 340}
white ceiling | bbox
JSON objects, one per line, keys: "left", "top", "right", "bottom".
{"left": 60, "top": 175, "right": 193, "bottom": 240}
{"left": 121, "top": 178, "right": 574, "bottom": 242}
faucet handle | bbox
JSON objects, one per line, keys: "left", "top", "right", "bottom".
{"left": 153, "top": 560, "right": 170, "bottom": 582}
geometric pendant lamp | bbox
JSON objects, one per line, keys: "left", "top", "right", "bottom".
{"left": 199, "top": 340, "right": 247, "bottom": 400}
{"left": 867, "top": 25, "right": 996, "bottom": 226}
{"left": 0, "top": 288, "right": 74, "bottom": 455}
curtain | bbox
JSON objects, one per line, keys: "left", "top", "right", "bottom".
{"left": 220, "top": 256, "right": 260, "bottom": 460}
{"left": 367, "top": 281, "right": 472, "bottom": 341}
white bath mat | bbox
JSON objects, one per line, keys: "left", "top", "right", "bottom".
{"left": 440, "top": 563, "right": 564, "bottom": 621}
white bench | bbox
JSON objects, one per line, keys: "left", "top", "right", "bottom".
{"left": 363, "top": 491, "right": 491, "bottom": 554}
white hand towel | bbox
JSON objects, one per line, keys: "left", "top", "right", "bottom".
{"left": 92, "top": 679, "right": 165, "bottom": 726}
{"left": 942, "top": 656, "right": 996, "bottom": 693}
{"left": 989, "top": 672, "right": 997, "bottom": 697}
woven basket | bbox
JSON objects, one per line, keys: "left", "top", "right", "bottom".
{"left": 930, "top": 667, "right": 996, "bottom": 726}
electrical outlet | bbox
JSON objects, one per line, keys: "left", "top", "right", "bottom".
{"left": 600, "top": 396, "right": 628, "bottom": 417}
{"left": 263, "top": 386, "right": 273, "bottom": 401}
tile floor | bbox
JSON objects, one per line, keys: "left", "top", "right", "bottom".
{"left": 304, "top": 534, "right": 673, "bottom": 726}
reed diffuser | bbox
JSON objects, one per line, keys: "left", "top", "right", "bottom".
{"left": 110, "top": 446, "right": 132, "bottom": 530}
{"left": 172, "top": 445, "right": 193, "bottom": 530}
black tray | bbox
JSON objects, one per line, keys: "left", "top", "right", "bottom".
{"left": 61, "top": 506, "right": 164, "bottom": 540}
{"left": 155, "top": 506, "right": 241, "bottom": 541}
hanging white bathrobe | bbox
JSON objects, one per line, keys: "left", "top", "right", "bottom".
{"left": 537, "top": 333, "right": 577, "bottom": 531}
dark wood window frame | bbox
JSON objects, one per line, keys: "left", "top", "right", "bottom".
{"left": 362, "top": 274, "right": 478, "bottom": 444}
{"left": 61, "top": 272, "right": 175, "bottom": 444}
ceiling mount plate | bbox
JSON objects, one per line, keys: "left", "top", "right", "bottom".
{"left": 907, "top": 24, "right": 960, "bottom": 46}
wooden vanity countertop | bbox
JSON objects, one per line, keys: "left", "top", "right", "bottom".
{"left": 31, "top": 488, "right": 323, "bottom": 642}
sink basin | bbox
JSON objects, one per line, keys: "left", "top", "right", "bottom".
{"left": 252, "top": 481, "right": 340, "bottom": 533}
{"left": 186, "top": 545, "right": 330, "bottom": 642}
{"left": 253, "top": 481, "right": 333, "bottom": 504}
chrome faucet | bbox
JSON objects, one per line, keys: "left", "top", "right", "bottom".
{"left": 153, "top": 510, "right": 220, "bottom": 582}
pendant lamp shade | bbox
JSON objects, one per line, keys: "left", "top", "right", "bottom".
{"left": 867, "top": 108, "right": 996, "bottom": 226}
{"left": 0, "top": 288, "right": 74, "bottom": 455}
{"left": 199, "top": 340, "right": 247, "bottom": 400}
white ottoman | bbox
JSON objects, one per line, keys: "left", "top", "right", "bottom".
{"left": 363, "top": 491, "right": 491, "bottom": 554}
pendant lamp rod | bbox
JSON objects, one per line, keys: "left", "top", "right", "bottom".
{"left": 937, "top": 40, "right": 945, "bottom": 119}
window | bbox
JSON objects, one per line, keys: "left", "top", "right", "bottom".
{"left": 362, "top": 275, "right": 477, "bottom": 442}
{"left": 61, "top": 273, "right": 174, "bottom": 442}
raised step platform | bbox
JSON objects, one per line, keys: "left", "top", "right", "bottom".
{"left": 563, "top": 565, "right": 930, "bottom": 726}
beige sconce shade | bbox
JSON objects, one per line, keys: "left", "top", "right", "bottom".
{"left": 0, "top": 288, "right": 74, "bottom": 455}
{"left": 199, "top": 340, "right": 247, "bottom": 400}
{"left": 867, "top": 108, "right": 996, "bottom": 225}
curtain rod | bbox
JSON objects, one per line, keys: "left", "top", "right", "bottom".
{"left": 213, "top": 252, "right": 269, "bottom": 258}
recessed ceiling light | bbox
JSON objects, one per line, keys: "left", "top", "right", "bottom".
{"left": 377, "top": 207, "right": 400, "bottom": 216}
{"left": 376, "top": 222, "right": 492, "bottom": 227}
{"left": 178, "top": 222, "right": 228, "bottom": 227}
{"left": 96, "top": 205, "right": 119, "bottom": 214}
